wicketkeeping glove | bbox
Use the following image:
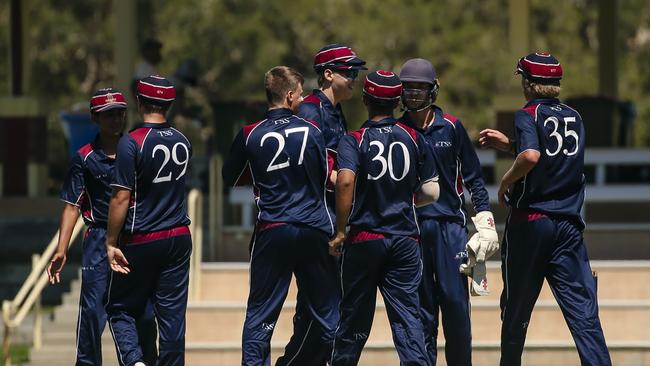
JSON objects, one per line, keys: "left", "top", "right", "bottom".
{"left": 459, "top": 235, "right": 490, "bottom": 296}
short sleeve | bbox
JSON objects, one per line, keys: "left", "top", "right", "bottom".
{"left": 514, "top": 110, "right": 540, "bottom": 153}
{"left": 417, "top": 134, "right": 438, "bottom": 183}
{"left": 336, "top": 134, "right": 360, "bottom": 174}
{"left": 60, "top": 153, "right": 86, "bottom": 205}
{"left": 112, "top": 135, "right": 138, "bottom": 190}
{"left": 297, "top": 103, "right": 321, "bottom": 125}
{"left": 222, "top": 129, "right": 250, "bottom": 186}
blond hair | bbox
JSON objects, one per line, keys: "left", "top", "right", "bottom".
{"left": 523, "top": 78, "right": 561, "bottom": 98}
{"left": 264, "top": 66, "right": 304, "bottom": 105}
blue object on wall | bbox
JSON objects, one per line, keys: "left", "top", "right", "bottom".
{"left": 59, "top": 112, "right": 98, "bottom": 157}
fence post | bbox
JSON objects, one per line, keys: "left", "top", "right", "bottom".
{"left": 31, "top": 254, "right": 42, "bottom": 351}
{"left": 209, "top": 154, "right": 224, "bottom": 261}
{"left": 2, "top": 301, "right": 12, "bottom": 366}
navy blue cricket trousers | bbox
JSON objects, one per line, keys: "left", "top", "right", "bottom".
{"left": 418, "top": 219, "right": 472, "bottom": 366}
{"left": 500, "top": 209, "right": 611, "bottom": 366}
{"left": 76, "top": 227, "right": 157, "bottom": 366}
{"left": 330, "top": 230, "right": 428, "bottom": 366}
{"left": 276, "top": 196, "right": 339, "bottom": 366}
{"left": 106, "top": 227, "right": 192, "bottom": 366}
{"left": 242, "top": 223, "right": 340, "bottom": 366}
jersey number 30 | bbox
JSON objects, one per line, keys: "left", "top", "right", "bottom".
{"left": 367, "top": 140, "right": 410, "bottom": 181}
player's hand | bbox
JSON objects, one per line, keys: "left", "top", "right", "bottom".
{"left": 472, "top": 211, "right": 499, "bottom": 261}
{"left": 107, "top": 246, "right": 130, "bottom": 274}
{"left": 479, "top": 129, "right": 511, "bottom": 152}
{"left": 498, "top": 181, "right": 511, "bottom": 207}
{"left": 47, "top": 251, "right": 67, "bottom": 285}
{"left": 328, "top": 233, "right": 346, "bottom": 257}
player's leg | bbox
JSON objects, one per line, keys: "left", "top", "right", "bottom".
{"left": 379, "top": 236, "right": 428, "bottom": 366}
{"left": 545, "top": 219, "right": 612, "bottom": 366}
{"left": 136, "top": 301, "right": 158, "bottom": 365}
{"left": 106, "top": 242, "right": 158, "bottom": 366}
{"left": 276, "top": 293, "right": 327, "bottom": 366}
{"left": 152, "top": 234, "right": 192, "bottom": 366}
{"left": 278, "top": 226, "right": 339, "bottom": 366}
{"left": 330, "top": 237, "right": 384, "bottom": 366}
{"left": 243, "top": 225, "right": 296, "bottom": 366}
{"left": 499, "top": 215, "right": 552, "bottom": 366}
{"left": 435, "top": 221, "right": 472, "bottom": 366}
{"left": 76, "top": 227, "right": 110, "bottom": 365}
{"left": 417, "top": 219, "right": 441, "bottom": 365}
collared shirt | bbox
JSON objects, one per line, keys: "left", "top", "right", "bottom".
{"left": 337, "top": 117, "right": 438, "bottom": 236}
{"left": 400, "top": 106, "right": 490, "bottom": 226}
{"left": 61, "top": 135, "right": 116, "bottom": 227}
{"left": 222, "top": 108, "right": 334, "bottom": 236}
{"left": 510, "top": 98, "right": 586, "bottom": 223}
{"left": 112, "top": 122, "right": 192, "bottom": 233}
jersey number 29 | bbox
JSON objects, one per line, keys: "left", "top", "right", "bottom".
{"left": 152, "top": 142, "right": 190, "bottom": 183}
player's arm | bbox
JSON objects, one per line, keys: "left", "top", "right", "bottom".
{"left": 498, "top": 110, "right": 541, "bottom": 206}
{"left": 49, "top": 153, "right": 84, "bottom": 284}
{"left": 222, "top": 129, "right": 250, "bottom": 186}
{"left": 334, "top": 170, "right": 355, "bottom": 237}
{"left": 479, "top": 128, "right": 515, "bottom": 155}
{"left": 329, "top": 134, "right": 359, "bottom": 256}
{"left": 415, "top": 178, "right": 440, "bottom": 207}
{"left": 457, "top": 121, "right": 491, "bottom": 213}
{"left": 498, "top": 150, "right": 540, "bottom": 205}
{"left": 414, "top": 134, "right": 440, "bottom": 207}
{"left": 48, "top": 204, "right": 80, "bottom": 284}
{"left": 106, "top": 136, "right": 138, "bottom": 274}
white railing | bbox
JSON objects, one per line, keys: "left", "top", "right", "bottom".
{"left": 227, "top": 149, "right": 650, "bottom": 230}
{"left": 188, "top": 189, "right": 203, "bottom": 302}
{"left": 2, "top": 217, "right": 85, "bottom": 366}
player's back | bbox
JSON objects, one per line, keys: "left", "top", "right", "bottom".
{"left": 511, "top": 98, "right": 585, "bottom": 218}
{"left": 114, "top": 122, "right": 192, "bottom": 233}
{"left": 244, "top": 109, "right": 332, "bottom": 234}
{"left": 339, "top": 118, "right": 435, "bottom": 236}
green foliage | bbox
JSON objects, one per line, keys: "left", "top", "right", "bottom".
{"left": 1, "top": 0, "right": 649, "bottom": 144}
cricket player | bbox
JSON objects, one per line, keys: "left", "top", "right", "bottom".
{"left": 329, "top": 70, "right": 440, "bottom": 366}
{"left": 105, "top": 76, "right": 193, "bottom": 366}
{"left": 48, "top": 88, "right": 157, "bottom": 366}
{"left": 398, "top": 58, "right": 499, "bottom": 365}
{"left": 277, "top": 43, "right": 366, "bottom": 366}
{"left": 479, "top": 52, "right": 612, "bottom": 366}
{"left": 222, "top": 66, "right": 339, "bottom": 366}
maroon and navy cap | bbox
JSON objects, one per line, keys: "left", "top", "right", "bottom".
{"left": 136, "top": 75, "right": 176, "bottom": 107}
{"left": 90, "top": 88, "right": 127, "bottom": 113}
{"left": 516, "top": 52, "right": 563, "bottom": 85}
{"left": 313, "top": 44, "right": 367, "bottom": 72}
{"left": 363, "top": 70, "right": 403, "bottom": 101}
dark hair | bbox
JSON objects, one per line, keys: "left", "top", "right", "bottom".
{"left": 138, "top": 98, "right": 170, "bottom": 115}
{"left": 265, "top": 66, "right": 304, "bottom": 105}
{"left": 364, "top": 94, "right": 398, "bottom": 117}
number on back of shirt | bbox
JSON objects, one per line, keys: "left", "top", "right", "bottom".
{"left": 152, "top": 142, "right": 190, "bottom": 183}
{"left": 367, "top": 140, "right": 410, "bottom": 181}
{"left": 260, "top": 127, "right": 309, "bottom": 172}
{"left": 544, "top": 116, "right": 579, "bottom": 157}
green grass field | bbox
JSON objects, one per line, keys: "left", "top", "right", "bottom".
{"left": 0, "top": 344, "right": 30, "bottom": 364}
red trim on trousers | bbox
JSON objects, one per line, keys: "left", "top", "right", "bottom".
{"left": 121, "top": 226, "right": 190, "bottom": 245}
{"left": 508, "top": 208, "right": 548, "bottom": 225}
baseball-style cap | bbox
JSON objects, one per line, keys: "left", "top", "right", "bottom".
{"left": 90, "top": 88, "right": 127, "bottom": 113}
{"left": 136, "top": 75, "right": 176, "bottom": 107}
{"left": 516, "top": 52, "right": 563, "bottom": 85}
{"left": 399, "top": 58, "right": 437, "bottom": 85}
{"left": 313, "top": 44, "right": 367, "bottom": 72}
{"left": 363, "top": 70, "right": 403, "bottom": 101}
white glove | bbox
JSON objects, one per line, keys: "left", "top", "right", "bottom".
{"left": 459, "top": 236, "right": 490, "bottom": 296}
{"left": 470, "top": 211, "right": 499, "bottom": 262}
